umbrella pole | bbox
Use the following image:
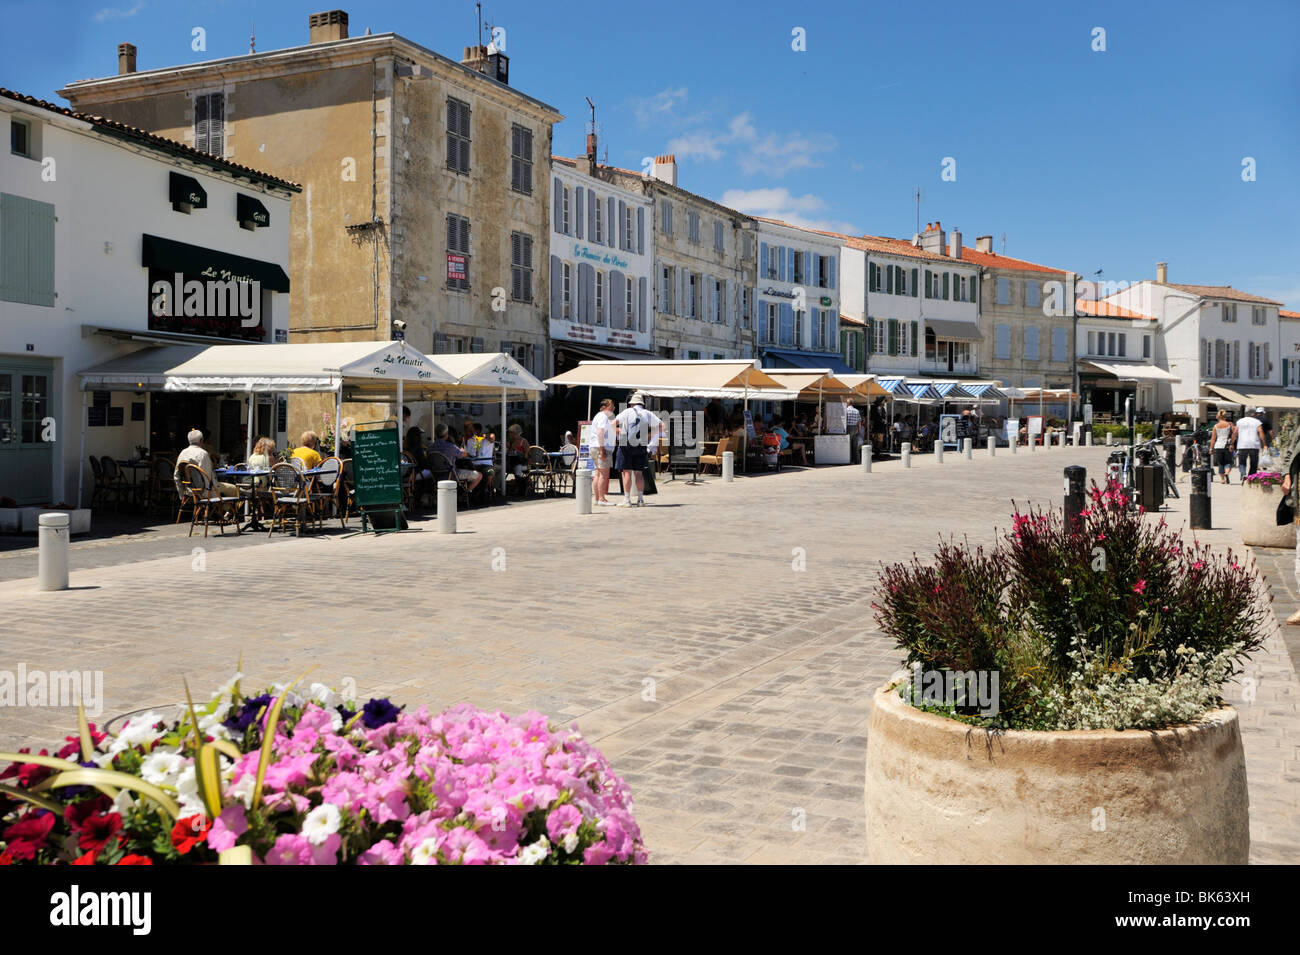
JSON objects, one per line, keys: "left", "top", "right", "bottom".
{"left": 246, "top": 392, "right": 255, "bottom": 463}
{"left": 587, "top": 386, "right": 592, "bottom": 422}
{"left": 501, "top": 385, "right": 507, "bottom": 496}
{"left": 76, "top": 391, "right": 87, "bottom": 508}
{"left": 534, "top": 398, "right": 539, "bottom": 447}
{"left": 336, "top": 384, "right": 344, "bottom": 455}
{"left": 397, "top": 380, "right": 403, "bottom": 430}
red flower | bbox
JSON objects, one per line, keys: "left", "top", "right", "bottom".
{"left": 2, "top": 811, "right": 56, "bottom": 861}
{"left": 0, "top": 850, "right": 13, "bottom": 865}
{"left": 1133, "top": 580, "right": 1147, "bottom": 595}
{"left": 171, "top": 815, "right": 210, "bottom": 855}
{"left": 72, "top": 850, "right": 98, "bottom": 865}
{"left": 0, "top": 749, "right": 52, "bottom": 788}
{"left": 117, "top": 854, "right": 153, "bottom": 865}
{"left": 64, "top": 795, "right": 122, "bottom": 853}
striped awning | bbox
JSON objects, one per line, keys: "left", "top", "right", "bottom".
{"left": 903, "top": 382, "right": 943, "bottom": 400}
{"left": 875, "top": 377, "right": 908, "bottom": 394}
{"left": 930, "top": 381, "right": 973, "bottom": 399}
{"left": 962, "top": 382, "right": 1005, "bottom": 399}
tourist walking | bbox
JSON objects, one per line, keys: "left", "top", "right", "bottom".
{"left": 1211, "top": 410, "right": 1234, "bottom": 484}
{"left": 588, "top": 398, "right": 616, "bottom": 506}
{"left": 613, "top": 392, "right": 663, "bottom": 507}
{"left": 1232, "top": 407, "right": 1269, "bottom": 480}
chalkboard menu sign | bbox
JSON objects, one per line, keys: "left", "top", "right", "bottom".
{"left": 352, "top": 424, "right": 402, "bottom": 509}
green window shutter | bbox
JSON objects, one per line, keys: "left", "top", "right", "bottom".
{"left": 888, "top": 318, "right": 898, "bottom": 355}
{"left": 1, "top": 194, "right": 30, "bottom": 304}
{"left": 865, "top": 318, "right": 874, "bottom": 355}
{"left": 886, "top": 264, "right": 894, "bottom": 294}
{"left": 943, "top": 272, "right": 950, "bottom": 300}
{"left": 911, "top": 321, "right": 918, "bottom": 356}
{"left": 911, "top": 268, "right": 918, "bottom": 298}
{"left": 27, "top": 198, "right": 55, "bottom": 307}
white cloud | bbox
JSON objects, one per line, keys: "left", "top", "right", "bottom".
{"left": 665, "top": 111, "right": 835, "bottom": 177}
{"left": 632, "top": 87, "right": 688, "bottom": 126}
{"left": 93, "top": 1, "right": 145, "bottom": 21}
{"left": 719, "top": 187, "right": 856, "bottom": 234}
{"left": 667, "top": 130, "right": 723, "bottom": 161}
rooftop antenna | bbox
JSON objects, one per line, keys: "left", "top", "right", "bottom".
{"left": 1000, "top": 232, "right": 1007, "bottom": 255}
{"left": 585, "top": 96, "right": 595, "bottom": 133}
{"left": 914, "top": 187, "right": 921, "bottom": 236}
{"left": 477, "top": 2, "right": 483, "bottom": 51}
{"left": 249, "top": 21, "right": 255, "bottom": 54}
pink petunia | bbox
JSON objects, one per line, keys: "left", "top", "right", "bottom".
{"left": 358, "top": 839, "right": 404, "bottom": 865}
{"left": 207, "top": 805, "right": 248, "bottom": 852}
{"left": 265, "top": 833, "right": 313, "bottom": 865}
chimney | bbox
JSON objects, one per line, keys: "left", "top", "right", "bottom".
{"left": 652, "top": 154, "right": 677, "bottom": 187}
{"left": 117, "top": 43, "right": 137, "bottom": 75}
{"left": 461, "top": 44, "right": 488, "bottom": 73}
{"left": 948, "top": 228, "right": 962, "bottom": 259}
{"left": 1156, "top": 262, "right": 1168, "bottom": 284}
{"left": 308, "top": 10, "right": 348, "bottom": 44}
{"left": 586, "top": 132, "right": 598, "bottom": 177}
{"left": 975, "top": 235, "right": 993, "bottom": 253}
{"left": 920, "top": 220, "right": 945, "bottom": 254}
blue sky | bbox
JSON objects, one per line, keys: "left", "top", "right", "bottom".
{"left": 4, "top": 0, "right": 1298, "bottom": 306}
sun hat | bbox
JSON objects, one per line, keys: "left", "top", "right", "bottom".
{"left": 629, "top": 392, "right": 646, "bottom": 406}
{"left": 1255, "top": 407, "right": 1266, "bottom": 414}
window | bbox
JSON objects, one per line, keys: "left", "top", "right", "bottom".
{"left": 1087, "top": 330, "right": 1096, "bottom": 355}
{"left": 562, "top": 263, "right": 572, "bottom": 319}
{"left": 626, "top": 278, "right": 635, "bottom": 330}
{"left": 794, "top": 310, "right": 804, "bottom": 348}
{"left": 687, "top": 272, "right": 698, "bottom": 318}
{"left": 625, "top": 205, "right": 635, "bottom": 250}
{"left": 687, "top": 351, "right": 701, "bottom": 360}
{"left": 510, "top": 124, "right": 533, "bottom": 194}
{"left": 898, "top": 320, "right": 909, "bottom": 356}
{"left": 446, "top": 97, "right": 471, "bottom": 173}
{"left": 818, "top": 255, "right": 830, "bottom": 288}
{"left": 763, "top": 303, "right": 778, "bottom": 343}
{"left": 792, "top": 251, "right": 805, "bottom": 285}
{"left": 560, "top": 187, "right": 571, "bottom": 235}
{"left": 660, "top": 200, "right": 673, "bottom": 236}
{"left": 714, "top": 220, "right": 724, "bottom": 252}
{"left": 1107, "top": 332, "right": 1117, "bottom": 356}
{"left": 193, "top": 91, "right": 225, "bottom": 157}
{"left": 765, "top": 247, "right": 779, "bottom": 280}
{"left": 1118, "top": 334, "right": 1127, "bottom": 357}
{"left": 995, "top": 324, "right": 1011, "bottom": 360}
{"left": 996, "top": 277, "right": 1011, "bottom": 305}
{"left": 594, "top": 195, "right": 604, "bottom": 243}
{"left": 688, "top": 211, "right": 700, "bottom": 244}
{"left": 1222, "top": 303, "right": 1237, "bottom": 323}
{"left": 713, "top": 278, "right": 724, "bottom": 323}
{"left": 595, "top": 270, "right": 605, "bottom": 325}
{"left": 1025, "top": 281, "right": 1040, "bottom": 308}
{"left": 741, "top": 287, "right": 751, "bottom": 329}
{"left": 10, "top": 118, "right": 31, "bottom": 157}
{"left": 510, "top": 232, "right": 532, "bottom": 302}
{"left": 0, "top": 193, "right": 56, "bottom": 307}
{"left": 818, "top": 310, "right": 828, "bottom": 349}
{"left": 874, "top": 319, "right": 887, "bottom": 354}
{"left": 1252, "top": 306, "right": 1267, "bottom": 325}
{"left": 659, "top": 265, "right": 673, "bottom": 314}
{"left": 20, "top": 374, "right": 48, "bottom": 444}
{"left": 446, "top": 213, "right": 470, "bottom": 291}
{"left": 1143, "top": 334, "right": 1151, "bottom": 359}
{"left": 1025, "top": 326, "right": 1039, "bottom": 361}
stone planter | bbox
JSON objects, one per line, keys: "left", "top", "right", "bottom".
{"left": 1240, "top": 482, "right": 1294, "bottom": 548}
{"left": 864, "top": 680, "right": 1249, "bottom": 864}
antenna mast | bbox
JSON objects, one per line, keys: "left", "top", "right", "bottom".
{"left": 1000, "top": 232, "right": 1007, "bottom": 255}
{"left": 914, "top": 187, "right": 921, "bottom": 235}
{"left": 477, "top": 3, "right": 482, "bottom": 48}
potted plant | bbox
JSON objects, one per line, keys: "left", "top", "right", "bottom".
{"left": 866, "top": 480, "right": 1267, "bottom": 864}
{"left": 1239, "top": 470, "right": 1294, "bottom": 548}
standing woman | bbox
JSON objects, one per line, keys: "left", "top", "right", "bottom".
{"left": 1211, "top": 409, "right": 1235, "bottom": 484}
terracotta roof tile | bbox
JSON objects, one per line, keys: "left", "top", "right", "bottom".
{"left": 1160, "top": 283, "right": 1283, "bottom": 306}
{"left": 1076, "top": 299, "right": 1153, "bottom": 321}
{"left": 1, "top": 87, "right": 300, "bottom": 191}
{"left": 951, "top": 246, "right": 1068, "bottom": 275}
{"left": 1280, "top": 309, "right": 1300, "bottom": 320}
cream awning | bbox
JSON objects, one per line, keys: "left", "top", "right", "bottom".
{"left": 837, "top": 374, "right": 892, "bottom": 398}
{"left": 544, "top": 359, "right": 784, "bottom": 398}
{"left": 759, "top": 370, "right": 855, "bottom": 400}
{"left": 79, "top": 345, "right": 204, "bottom": 391}
{"left": 164, "top": 341, "right": 456, "bottom": 394}
{"left": 1084, "top": 360, "right": 1180, "bottom": 382}
{"left": 1206, "top": 384, "right": 1300, "bottom": 410}
{"left": 412, "top": 352, "right": 546, "bottom": 400}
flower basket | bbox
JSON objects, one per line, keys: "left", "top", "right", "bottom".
{"left": 1239, "top": 479, "right": 1294, "bottom": 548}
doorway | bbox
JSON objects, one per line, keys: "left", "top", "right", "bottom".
{"left": 151, "top": 393, "right": 208, "bottom": 456}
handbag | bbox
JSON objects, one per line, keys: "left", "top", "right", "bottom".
{"left": 1276, "top": 495, "right": 1293, "bottom": 526}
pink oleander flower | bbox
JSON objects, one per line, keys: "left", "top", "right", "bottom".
{"left": 1133, "top": 580, "right": 1147, "bottom": 595}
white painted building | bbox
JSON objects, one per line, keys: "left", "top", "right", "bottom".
{"left": 1074, "top": 297, "right": 1165, "bottom": 417}
{"left": 1280, "top": 309, "right": 1300, "bottom": 391}
{"left": 1, "top": 88, "right": 295, "bottom": 506}
{"left": 547, "top": 157, "right": 654, "bottom": 365}
{"left": 754, "top": 217, "right": 846, "bottom": 371}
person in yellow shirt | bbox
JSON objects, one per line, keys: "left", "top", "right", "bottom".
{"left": 291, "top": 431, "right": 324, "bottom": 470}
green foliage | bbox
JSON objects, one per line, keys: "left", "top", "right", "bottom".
{"left": 1090, "top": 422, "right": 1155, "bottom": 440}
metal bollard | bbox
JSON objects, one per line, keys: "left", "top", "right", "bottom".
{"left": 38, "top": 512, "right": 69, "bottom": 592}
{"left": 437, "top": 480, "right": 457, "bottom": 534}
{"left": 987, "top": 435, "right": 996, "bottom": 457}
{"left": 861, "top": 449, "right": 872, "bottom": 473}
{"left": 1064, "top": 465, "right": 1086, "bottom": 530}
{"left": 1085, "top": 430, "right": 1093, "bottom": 447}
{"left": 963, "top": 438, "right": 973, "bottom": 459}
{"left": 901, "top": 442, "right": 911, "bottom": 468}
{"left": 575, "top": 467, "right": 593, "bottom": 515}
{"left": 1106, "top": 432, "right": 1114, "bottom": 446}
{"left": 723, "top": 450, "right": 735, "bottom": 482}
{"left": 934, "top": 441, "right": 944, "bottom": 464}
{"left": 1190, "top": 466, "right": 1212, "bottom": 529}
{"left": 1010, "top": 437, "right": 1017, "bottom": 455}
{"left": 1029, "top": 435, "right": 1036, "bottom": 452}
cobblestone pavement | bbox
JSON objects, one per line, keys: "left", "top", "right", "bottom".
{"left": 0, "top": 443, "right": 1295, "bottom": 864}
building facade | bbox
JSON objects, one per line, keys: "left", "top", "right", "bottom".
{"left": 1, "top": 88, "right": 294, "bottom": 506}
{"left": 753, "top": 217, "right": 843, "bottom": 370}
{"left": 58, "top": 10, "right": 562, "bottom": 436}
{"left": 1074, "top": 298, "right": 1163, "bottom": 417}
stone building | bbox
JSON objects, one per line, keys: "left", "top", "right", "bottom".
{"left": 58, "top": 9, "right": 562, "bottom": 435}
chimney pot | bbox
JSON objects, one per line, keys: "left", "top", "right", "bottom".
{"left": 652, "top": 154, "right": 677, "bottom": 186}
{"left": 308, "top": 10, "right": 348, "bottom": 44}
{"left": 461, "top": 44, "right": 489, "bottom": 72}
{"left": 1156, "top": 262, "right": 1168, "bottom": 284}
{"left": 117, "top": 42, "right": 137, "bottom": 75}
{"left": 975, "top": 235, "right": 993, "bottom": 253}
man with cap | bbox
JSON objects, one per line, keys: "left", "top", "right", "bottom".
{"left": 613, "top": 392, "right": 663, "bottom": 507}
{"left": 1232, "top": 407, "right": 1269, "bottom": 480}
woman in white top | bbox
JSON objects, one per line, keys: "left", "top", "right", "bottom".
{"left": 1211, "top": 410, "right": 1234, "bottom": 484}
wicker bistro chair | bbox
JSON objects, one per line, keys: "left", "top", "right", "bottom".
{"left": 525, "top": 446, "right": 553, "bottom": 498}
{"left": 179, "top": 463, "right": 241, "bottom": 538}
{"left": 312, "top": 457, "right": 344, "bottom": 530}
{"left": 427, "top": 451, "right": 471, "bottom": 509}
{"left": 399, "top": 451, "right": 418, "bottom": 510}
{"left": 87, "top": 456, "right": 108, "bottom": 509}
{"left": 339, "top": 458, "right": 355, "bottom": 528}
{"left": 550, "top": 445, "right": 578, "bottom": 496}
{"left": 97, "top": 455, "right": 136, "bottom": 511}
{"left": 267, "top": 462, "right": 314, "bottom": 537}
{"left": 147, "top": 456, "right": 176, "bottom": 515}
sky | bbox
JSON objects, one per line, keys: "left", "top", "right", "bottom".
{"left": 4, "top": 0, "right": 1298, "bottom": 307}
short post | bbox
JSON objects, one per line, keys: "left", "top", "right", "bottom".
{"left": 1085, "top": 429, "right": 1093, "bottom": 447}
{"left": 1010, "top": 437, "right": 1017, "bottom": 455}
{"left": 575, "top": 467, "right": 593, "bottom": 515}
{"left": 861, "top": 449, "right": 872, "bottom": 473}
{"left": 38, "top": 512, "right": 69, "bottom": 592}
{"left": 963, "top": 438, "right": 973, "bottom": 459}
{"left": 987, "top": 435, "right": 996, "bottom": 457}
{"left": 1029, "top": 434, "right": 1036, "bottom": 452}
{"left": 1190, "top": 466, "right": 1212, "bottom": 530}
{"left": 1064, "top": 465, "right": 1086, "bottom": 531}
{"left": 934, "top": 441, "right": 944, "bottom": 464}
{"left": 723, "top": 450, "right": 735, "bottom": 482}
{"left": 901, "top": 442, "right": 911, "bottom": 468}
{"left": 1106, "top": 432, "right": 1114, "bottom": 446}
{"left": 436, "top": 480, "right": 457, "bottom": 534}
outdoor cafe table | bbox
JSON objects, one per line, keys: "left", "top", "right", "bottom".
{"left": 215, "top": 466, "right": 330, "bottom": 532}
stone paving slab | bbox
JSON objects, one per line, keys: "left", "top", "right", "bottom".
{"left": 0, "top": 442, "right": 1295, "bottom": 864}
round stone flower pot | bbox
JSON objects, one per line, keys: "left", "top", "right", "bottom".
{"left": 1239, "top": 481, "right": 1294, "bottom": 548}
{"left": 864, "top": 681, "right": 1249, "bottom": 864}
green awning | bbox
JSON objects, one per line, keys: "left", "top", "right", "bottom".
{"left": 141, "top": 233, "right": 290, "bottom": 292}
{"left": 169, "top": 171, "right": 207, "bottom": 209}
{"left": 237, "top": 193, "right": 270, "bottom": 228}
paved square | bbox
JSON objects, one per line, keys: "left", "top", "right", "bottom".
{"left": 1, "top": 445, "right": 1296, "bottom": 863}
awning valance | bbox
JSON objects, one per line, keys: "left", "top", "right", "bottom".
{"left": 164, "top": 341, "right": 455, "bottom": 394}
{"left": 169, "top": 172, "right": 207, "bottom": 209}
{"left": 142, "top": 233, "right": 290, "bottom": 292}
{"left": 836, "top": 374, "right": 891, "bottom": 397}
{"left": 759, "top": 370, "right": 855, "bottom": 401}
{"left": 419, "top": 352, "right": 546, "bottom": 400}
{"left": 545, "top": 360, "right": 784, "bottom": 398}
{"left": 1206, "top": 384, "right": 1300, "bottom": 410}
{"left": 236, "top": 193, "right": 270, "bottom": 228}
{"left": 78, "top": 345, "right": 204, "bottom": 391}
{"left": 924, "top": 319, "right": 984, "bottom": 342}
{"left": 1084, "top": 360, "right": 1180, "bottom": 382}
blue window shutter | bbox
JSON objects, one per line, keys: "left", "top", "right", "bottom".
{"left": 828, "top": 255, "right": 836, "bottom": 290}
{"left": 760, "top": 242, "right": 768, "bottom": 278}
{"left": 617, "top": 200, "right": 627, "bottom": 250}
{"left": 606, "top": 197, "right": 616, "bottom": 247}
{"left": 587, "top": 189, "right": 596, "bottom": 239}
{"left": 549, "top": 255, "right": 562, "bottom": 320}
{"left": 780, "top": 247, "right": 788, "bottom": 282}
{"left": 638, "top": 277, "right": 647, "bottom": 333}
{"left": 810, "top": 307, "right": 820, "bottom": 349}
{"left": 779, "top": 302, "right": 794, "bottom": 345}
{"left": 637, "top": 207, "right": 645, "bottom": 254}
{"left": 584, "top": 263, "right": 596, "bottom": 324}
{"left": 552, "top": 178, "right": 562, "bottom": 234}
{"left": 574, "top": 187, "right": 584, "bottom": 239}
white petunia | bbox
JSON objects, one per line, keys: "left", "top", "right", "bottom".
{"left": 227, "top": 772, "right": 256, "bottom": 809}
{"left": 140, "top": 751, "right": 184, "bottom": 785}
{"left": 518, "top": 837, "right": 551, "bottom": 865}
{"left": 410, "top": 837, "right": 441, "bottom": 865}
{"left": 309, "top": 683, "right": 340, "bottom": 710}
{"left": 562, "top": 832, "right": 579, "bottom": 855}
{"left": 115, "top": 712, "right": 165, "bottom": 748}
{"left": 302, "top": 803, "right": 342, "bottom": 846}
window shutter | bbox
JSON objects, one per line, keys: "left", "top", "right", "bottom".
{"left": 574, "top": 187, "right": 584, "bottom": 239}
{"left": 637, "top": 207, "right": 645, "bottom": 254}
{"left": 724, "top": 278, "right": 732, "bottom": 324}
{"left": 552, "top": 178, "right": 563, "bottom": 234}
{"left": 611, "top": 270, "right": 626, "bottom": 328}
{"left": 886, "top": 264, "right": 894, "bottom": 294}
{"left": 865, "top": 318, "right": 874, "bottom": 355}
{"left": 675, "top": 266, "right": 684, "bottom": 317}
{"left": 910, "top": 268, "right": 918, "bottom": 298}
{"left": 760, "top": 242, "right": 769, "bottom": 279}
{"left": 828, "top": 255, "right": 836, "bottom": 290}
{"left": 924, "top": 270, "right": 932, "bottom": 297}
{"left": 663, "top": 201, "right": 673, "bottom": 236}
{"left": 868, "top": 262, "right": 876, "bottom": 292}
{"left": 888, "top": 318, "right": 898, "bottom": 356}
{"left": 911, "top": 321, "right": 918, "bottom": 357}
{"left": 639, "top": 277, "right": 648, "bottom": 333}
{"left": 616, "top": 200, "right": 627, "bottom": 250}
{"left": 549, "top": 255, "right": 563, "bottom": 320}
{"left": 606, "top": 197, "right": 615, "bottom": 247}
{"left": 942, "top": 272, "right": 950, "bottom": 300}
{"left": 1214, "top": 339, "right": 1223, "bottom": 377}
{"left": 1265, "top": 342, "right": 1271, "bottom": 377}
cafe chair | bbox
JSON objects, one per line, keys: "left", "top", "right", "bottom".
{"left": 428, "top": 451, "right": 471, "bottom": 509}
{"left": 697, "top": 435, "right": 732, "bottom": 476}
{"left": 312, "top": 457, "right": 344, "bottom": 530}
{"left": 180, "top": 463, "right": 241, "bottom": 538}
{"left": 399, "top": 451, "right": 417, "bottom": 510}
{"left": 98, "top": 455, "right": 137, "bottom": 510}
{"left": 148, "top": 456, "right": 175, "bottom": 517}
{"left": 268, "top": 462, "right": 313, "bottom": 538}
{"left": 551, "top": 447, "right": 577, "bottom": 497}
{"left": 288, "top": 456, "right": 307, "bottom": 473}
{"left": 525, "top": 446, "right": 553, "bottom": 498}
{"left": 339, "top": 458, "right": 355, "bottom": 528}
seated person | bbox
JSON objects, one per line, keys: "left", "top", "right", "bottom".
{"left": 429, "top": 424, "right": 482, "bottom": 492}
{"left": 291, "top": 431, "right": 324, "bottom": 470}
{"left": 174, "top": 429, "right": 240, "bottom": 517}
{"left": 404, "top": 427, "right": 434, "bottom": 481}
{"left": 506, "top": 424, "right": 529, "bottom": 489}
{"left": 247, "top": 436, "right": 276, "bottom": 472}
{"left": 770, "top": 418, "right": 807, "bottom": 465}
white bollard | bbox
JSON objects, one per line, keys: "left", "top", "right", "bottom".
{"left": 1011, "top": 438, "right": 1017, "bottom": 455}
{"left": 437, "top": 480, "right": 457, "bottom": 534}
{"left": 934, "top": 442, "right": 944, "bottom": 464}
{"left": 901, "top": 442, "right": 911, "bottom": 468}
{"left": 38, "top": 512, "right": 69, "bottom": 592}
{"left": 861, "top": 450, "right": 872, "bottom": 473}
{"left": 1106, "top": 432, "right": 1114, "bottom": 446}
{"left": 987, "top": 436, "right": 996, "bottom": 457}
{"left": 723, "top": 450, "right": 735, "bottom": 482}
{"left": 1086, "top": 430, "right": 1093, "bottom": 447}
{"left": 963, "top": 438, "right": 973, "bottom": 459}
{"left": 1029, "top": 435, "right": 1036, "bottom": 452}
{"left": 575, "top": 467, "right": 593, "bottom": 514}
